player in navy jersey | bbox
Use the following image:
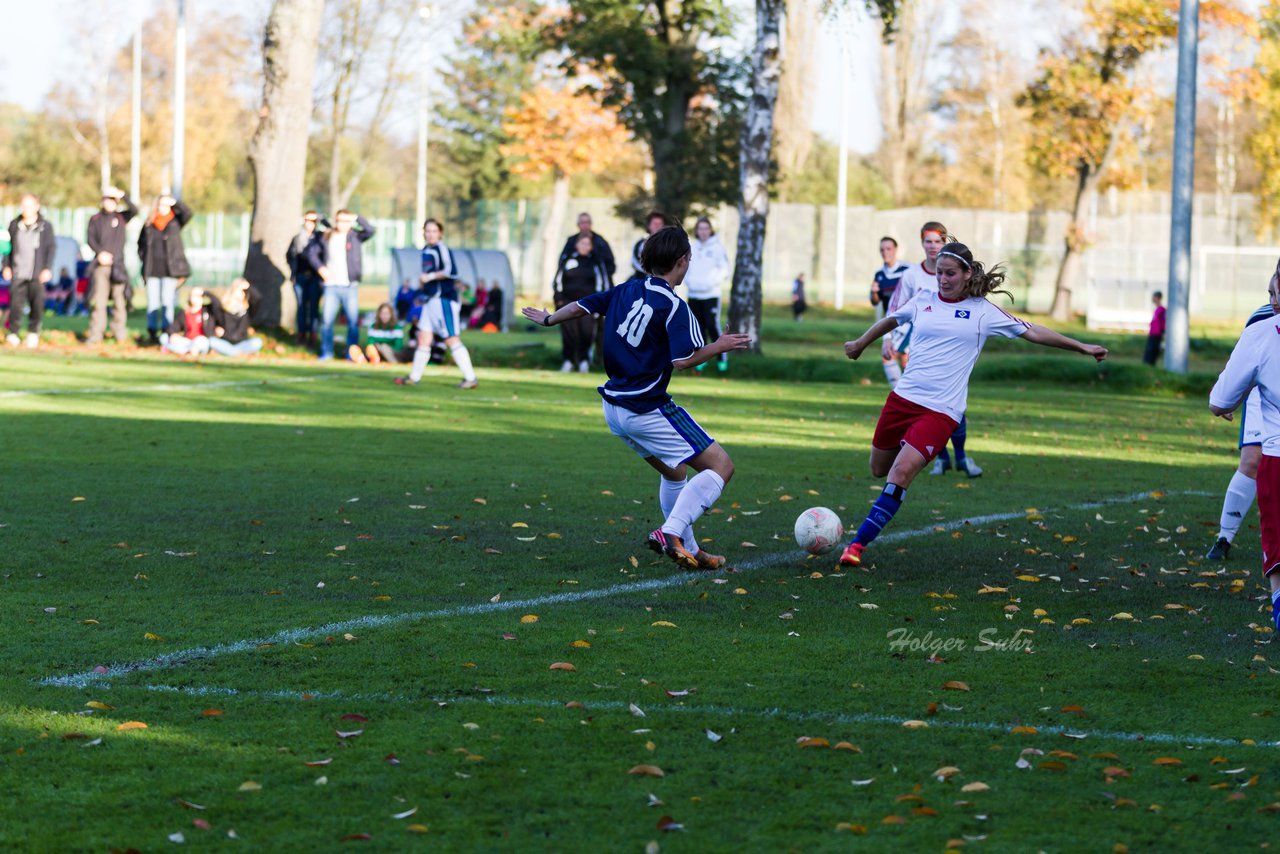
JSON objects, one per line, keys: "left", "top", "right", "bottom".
{"left": 872, "top": 236, "right": 910, "bottom": 321}
{"left": 523, "top": 226, "right": 751, "bottom": 570}
{"left": 838, "top": 242, "right": 1107, "bottom": 568}
{"left": 396, "top": 218, "right": 478, "bottom": 389}
{"left": 630, "top": 211, "right": 670, "bottom": 278}
{"left": 1206, "top": 267, "right": 1280, "bottom": 561}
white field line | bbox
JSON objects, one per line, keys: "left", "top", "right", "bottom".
{"left": 134, "top": 683, "right": 1277, "bottom": 750}
{"left": 38, "top": 490, "right": 1207, "bottom": 691}
{"left": 0, "top": 373, "right": 348, "bottom": 399}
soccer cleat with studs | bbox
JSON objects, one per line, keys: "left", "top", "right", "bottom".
{"left": 694, "top": 550, "right": 726, "bottom": 571}
{"left": 957, "top": 456, "right": 983, "bottom": 478}
{"left": 837, "top": 542, "right": 864, "bottom": 567}
{"left": 930, "top": 457, "right": 952, "bottom": 476}
{"left": 456, "top": 379, "right": 479, "bottom": 390}
{"left": 1205, "top": 537, "right": 1231, "bottom": 561}
{"left": 646, "top": 528, "right": 699, "bottom": 570}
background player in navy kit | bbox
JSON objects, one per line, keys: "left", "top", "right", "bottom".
{"left": 872, "top": 236, "right": 910, "bottom": 321}
{"left": 522, "top": 226, "right": 751, "bottom": 570}
{"left": 630, "top": 211, "right": 670, "bottom": 278}
{"left": 396, "top": 218, "right": 478, "bottom": 389}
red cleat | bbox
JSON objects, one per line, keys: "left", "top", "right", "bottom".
{"left": 837, "top": 542, "right": 864, "bottom": 567}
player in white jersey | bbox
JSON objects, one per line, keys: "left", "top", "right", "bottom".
{"left": 1206, "top": 291, "right": 1279, "bottom": 560}
{"left": 883, "top": 222, "right": 983, "bottom": 478}
{"left": 838, "top": 242, "right": 1108, "bottom": 567}
{"left": 1209, "top": 270, "right": 1280, "bottom": 633}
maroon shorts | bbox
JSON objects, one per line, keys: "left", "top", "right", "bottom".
{"left": 1257, "top": 455, "right": 1280, "bottom": 576}
{"left": 871, "top": 392, "right": 959, "bottom": 462}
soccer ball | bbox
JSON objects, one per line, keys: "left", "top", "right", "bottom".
{"left": 794, "top": 507, "right": 844, "bottom": 555}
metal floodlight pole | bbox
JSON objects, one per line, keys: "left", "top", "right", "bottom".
{"left": 130, "top": 19, "right": 142, "bottom": 201}
{"left": 415, "top": 4, "right": 434, "bottom": 228}
{"left": 834, "top": 40, "right": 850, "bottom": 311}
{"left": 171, "top": 0, "right": 187, "bottom": 199}
{"left": 1165, "top": 0, "right": 1199, "bottom": 374}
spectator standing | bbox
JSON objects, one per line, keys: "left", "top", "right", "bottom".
{"left": 85, "top": 187, "right": 138, "bottom": 345}
{"left": 306, "top": 209, "right": 376, "bottom": 360}
{"left": 1144, "top": 290, "right": 1166, "bottom": 366}
{"left": 138, "top": 194, "right": 193, "bottom": 344}
{"left": 685, "top": 216, "right": 730, "bottom": 372}
{"left": 4, "top": 193, "right": 55, "bottom": 348}
{"left": 553, "top": 233, "right": 611, "bottom": 372}
{"left": 209, "top": 278, "right": 264, "bottom": 357}
{"left": 792, "top": 272, "right": 807, "bottom": 321}
{"left": 559, "top": 212, "right": 616, "bottom": 281}
{"left": 285, "top": 211, "right": 322, "bottom": 346}
{"left": 630, "top": 211, "right": 670, "bottom": 278}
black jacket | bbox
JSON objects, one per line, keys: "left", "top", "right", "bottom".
{"left": 5, "top": 215, "right": 56, "bottom": 281}
{"left": 286, "top": 229, "right": 322, "bottom": 280}
{"left": 304, "top": 217, "right": 377, "bottom": 284}
{"left": 554, "top": 251, "right": 611, "bottom": 301}
{"left": 166, "top": 295, "right": 220, "bottom": 337}
{"left": 138, "top": 200, "right": 194, "bottom": 280}
{"left": 212, "top": 286, "right": 261, "bottom": 343}
{"left": 87, "top": 196, "right": 138, "bottom": 284}
{"left": 559, "top": 232, "right": 615, "bottom": 280}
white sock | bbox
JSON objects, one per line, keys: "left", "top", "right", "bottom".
{"left": 450, "top": 343, "right": 476, "bottom": 383}
{"left": 659, "top": 477, "right": 698, "bottom": 555}
{"left": 662, "top": 469, "right": 724, "bottom": 539}
{"left": 409, "top": 346, "right": 430, "bottom": 382}
{"left": 883, "top": 361, "right": 902, "bottom": 388}
{"left": 1218, "top": 470, "right": 1257, "bottom": 542}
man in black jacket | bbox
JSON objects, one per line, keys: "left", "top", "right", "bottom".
{"left": 305, "top": 209, "right": 376, "bottom": 360}
{"left": 4, "top": 193, "right": 56, "bottom": 348}
{"left": 558, "top": 212, "right": 616, "bottom": 281}
{"left": 85, "top": 187, "right": 138, "bottom": 345}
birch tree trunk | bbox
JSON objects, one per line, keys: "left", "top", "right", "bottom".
{"left": 728, "top": 0, "right": 785, "bottom": 352}
{"left": 539, "top": 173, "right": 571, "bottom": 302}
{"left": 243, "top": 0, "right": 324, "bottom": 330}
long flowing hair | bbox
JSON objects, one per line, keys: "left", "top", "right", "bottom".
{"left": 937, "top": 240, "right": 1013, "bottom": 302}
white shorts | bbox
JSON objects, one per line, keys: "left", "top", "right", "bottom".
{"left": 602, "top": 400, "right": 715, "bottom": 468}
{"left": 1242, "top": 387, "right": 1265, "bottom": 448}
{"left": 417, "top": 296, "right": 461, "bottom": 339}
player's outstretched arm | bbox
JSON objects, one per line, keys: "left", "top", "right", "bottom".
{"left": 674, "top": 330, "right": 752, "bottom": 371}
{"left": 845, "top": 317, "right": 899, "bottom": 360}
{"left": 523, "top": 303, "right": 588, "bottom": 328}
{"left": 1021, "top": 324, "right": 1108, "bottom": 362}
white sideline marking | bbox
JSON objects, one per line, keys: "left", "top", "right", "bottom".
{"left": 38, "top": 489, "right": 1205, "bottom": 691}
{"left": 0, "top": 373, "right": 347, "bottom": 399}
{"left": 135, "top": 683, "right": 1277, "bottom": 750}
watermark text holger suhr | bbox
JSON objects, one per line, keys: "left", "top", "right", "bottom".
{"left": 886, "top": 627, "right": 1035, "bottom": 654}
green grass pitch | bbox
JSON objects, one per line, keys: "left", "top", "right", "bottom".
{"left": 1, "top": 308, "right": 1277, "bottom": 851}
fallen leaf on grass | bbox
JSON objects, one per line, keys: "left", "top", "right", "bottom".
{"left": 851, "top": 778, "right": 876, "bottom": 786}
{"left": 1153, "top": 757, "right": 1183, "bottom": 766}
{"left": 1103, "top": 766, "right": 1130, "bottom": 778}
{"left": 835, "top": 823, "right": 868, "bottom": 833}
{"left": 961, "top": 782, "right": 990, "bottom": 793}
{"left": 202, "top": 709, "right": 223, "bottom": 717}
{"left": 943, "top": 681, "right": 970, "bottom": 691}
{"left": 1010, "top": 726, "right": 1038, "bottom": 734}
{"left": 630, "top": 703, "right": 646, "bottom": 717}
{"left": 304, "top": 758, "right": 333, "bottom": 767}
{"left": 237, "top": 781, "right": 262, "bottom": 792}
{"left": 177, "top": 799, "right": 206, "bottom": 810}
{"left": 335, "top": 729, "right": 364, "bottom": 739}
{"left": 656, "top": 815, "right": 684, "bottom": 831}
{"left": 406, "top": 824, "right": 429, "bottom": 833}
{"left": 520, "top": 615, "right": 539, "bottom": 624}
{"left": 797, "top": 737, "right": 829, "bottom": 748}
{"left": 706, "top": 729, "right": 722, "bottom": 743}
{"left": 901, "top": 720, "right": 928, "bottom": 729}
{"left": 116, "top": 721, "right": 147, "bottom": 731}
{"left": 392, "top": 807, "right": 418, "bottom": 820}
{"left": 834, "top": 742, "right": 860, "bottom": 752}
{"left": 629, "top": 765, "right": 665, "bottom": 777}
{"left": 549, "top": 662, "right": 576, "bottom": 671}
{"left": 650, "top": 621, "right": 678, "bottom": 628}
{"left": 933, "top": 766, "right": 961, "bottom": 780}
{"left": 85, "top": 701, "right": 113, "bottom": 711}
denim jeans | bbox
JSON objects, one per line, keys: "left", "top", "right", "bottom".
{"left": 166, "top": 334, "right": 209, "bottom": 355}
{"left": 320, "top": 284, "right": 360, "bottom": 358}
{"left": 294, "top": 274, "right": 321, "bottom": 334}
{"left": 209, "top": 337, "right": 264, "bottom": 358}
{"left": 146, "top": 276, "right": 178, "bottom": 332}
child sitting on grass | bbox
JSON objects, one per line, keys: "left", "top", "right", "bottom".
{"left": 351, "top": 303, "right": 410, "bottom": 365}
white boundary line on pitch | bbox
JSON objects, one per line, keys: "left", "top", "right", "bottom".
{"left": 0, "top": 373, "right": 349, "bottom": 399}
{"left": 133, "top": 684, "right": 1276, "bottom": 750}
{"left": 38, "top": 489, "right": 1206, "bottom": 691}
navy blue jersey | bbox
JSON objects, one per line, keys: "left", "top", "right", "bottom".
{"left": 421, "top": 242, "right": 458, "bottom": 300}
{"left": 1245, "top": 303, "right": 1276, "bottom": 328}
{"left": 874, "top": 262, "right": 911, "bottom": 296}
{"left": 576, "top": 276, "right": 703, "bottom": 413}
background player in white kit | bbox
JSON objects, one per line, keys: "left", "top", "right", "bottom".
{"left": 522, "top": 227, "right": 750, "bottom": 570}
{"left": 1209, "top": 270, "right": 1280, "bottom": 633}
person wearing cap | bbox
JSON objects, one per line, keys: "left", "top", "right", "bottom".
{"left": 85, "top": 186, "right": 138, "bottom": 345}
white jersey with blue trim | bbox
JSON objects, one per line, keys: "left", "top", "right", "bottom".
{"left": 421, "top": 242, "right": 459, "bottom": 300}
{"left": 576, "top": 276, "right": 703, "bottom": 414}
{"left": 889, "top": 290, "right": 1030, "bottom": 422}
{"left": 1212, "top": 313, "right": 1280, "bottom": 457}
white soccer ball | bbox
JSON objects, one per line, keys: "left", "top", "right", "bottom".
{"left": 794, "top": 506, "right": 844, "bottom": 555}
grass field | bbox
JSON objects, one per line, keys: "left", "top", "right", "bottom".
{"left": 2, "top": 305, "right": 1278, "bottom": 851}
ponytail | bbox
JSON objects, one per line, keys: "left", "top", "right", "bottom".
{"left": 940, "top": 240, "right": 1014, "bottom": 302}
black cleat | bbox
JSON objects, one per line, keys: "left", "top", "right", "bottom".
{"left": 1205, "top": 537, "right": 1231, "bottom": 561}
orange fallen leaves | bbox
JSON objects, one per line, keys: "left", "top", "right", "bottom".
{"left": 628, "top": 764, "right": 665, "bottom": 777}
